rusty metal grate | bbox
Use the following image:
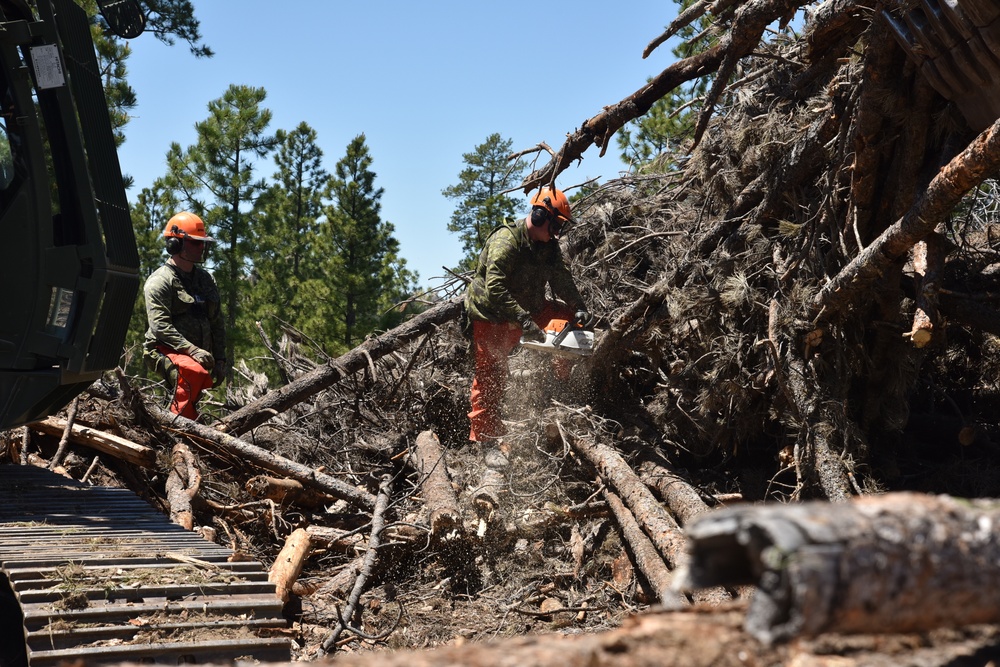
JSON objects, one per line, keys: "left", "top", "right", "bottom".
{"left": 0, "top": 464, "right": 291, "bottom": 665}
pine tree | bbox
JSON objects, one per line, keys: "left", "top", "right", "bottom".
{"left": 252, "top": 122, "right": 335, "bottom": 348}
{"left": 326, "top": 134, "right": 414, "bottom": 348}
{"left": 442, "top": 133, "right": 525, "bottom": 271}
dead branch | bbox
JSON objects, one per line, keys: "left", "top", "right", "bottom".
{"left": 569, "top": 436, "right": 687, "bottom": 569}
{"left": 217, "top": 297, "right": 462, "bottom": 436}
{"left": 147, "top": 402, "right": 377, "bottom": 511}
{"left": 601, "top": 487, "right": 685, "bottom": 607}
{"left": 637, "top": 460, "right": 713, "bottom": 526}
{"left": 676, "top": 492, "right": 1000, "bottom": 643}
{"left": 318, "top": 472, "right": 395, "bottom": 655}
{"left": 816, "top": 116, "right": 1000, "bottom": 319}
{"left": 48, "top": 396, "right": 80, "bottom": 470}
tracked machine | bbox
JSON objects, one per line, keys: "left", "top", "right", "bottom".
{"left": 0, "top": 1, "right": 291, "bottom": 663}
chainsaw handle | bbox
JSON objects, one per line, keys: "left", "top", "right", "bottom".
{"left": 550, "top": 315, "right": 583, "bottom": 349}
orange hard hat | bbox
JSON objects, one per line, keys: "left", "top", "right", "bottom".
{"left": 163, "top": 211, "right": 214, "bottom": 242}
{"left": 529, "top": 186, "right": 573, "bottom": 224}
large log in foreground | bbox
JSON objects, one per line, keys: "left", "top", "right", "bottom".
{"left": 674, "top": 492, "right": 1000, "bottom": 644}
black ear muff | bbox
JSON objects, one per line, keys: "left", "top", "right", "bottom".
{"left": 530, "top": 206, "right": 550, "bottom": 226}
{"left": 165, "top": 236, "right": 183, "bottom": 255}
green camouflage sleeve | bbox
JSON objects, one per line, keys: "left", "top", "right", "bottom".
{"left": 482, "top": 228, "right": 531, "bottom": 324}
{"left": 143, "top": 268, "right": 196, "bottom": 353}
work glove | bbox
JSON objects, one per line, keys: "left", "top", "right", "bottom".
{"left": 189, "top": 347, "right": 215, "bottom": 370}
{"left": 575, "top": 309, "right": 594, "bottom": 328}
{"left": 212, "top": 358, "right": 227, "bottom": 387}
{"left": 519, "top": 315, "right": 546, "bottom": 343}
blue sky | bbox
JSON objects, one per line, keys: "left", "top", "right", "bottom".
{"left": 115, "top": 2, "right": 677, "bottom": 287}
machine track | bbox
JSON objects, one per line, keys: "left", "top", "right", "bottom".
{"left": 0, "top": 464, "right": 291, "bottom": 665}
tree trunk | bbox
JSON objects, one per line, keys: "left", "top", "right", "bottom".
{"left": 816, "top": 116, "right": 1000, "bottom": 318}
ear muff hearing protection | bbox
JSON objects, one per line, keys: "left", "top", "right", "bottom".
{"left": 165, "top": 236, "right": 183, "bottom": 255}
{"left": 530, "top": 206, "right": 551, "bottom": 226}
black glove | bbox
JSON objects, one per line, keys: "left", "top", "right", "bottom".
{"left": 575, "top": 310, "right": 594, "bottom": 327}
{"left": 212, "top": 358, "right": 227, "bottom": 387}
{"left": 520, "top": 315, "right": 546, "bottom": 343}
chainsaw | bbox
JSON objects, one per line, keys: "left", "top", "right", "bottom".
{"left": 520, "top": 314, "right": 595, "bottom": 358}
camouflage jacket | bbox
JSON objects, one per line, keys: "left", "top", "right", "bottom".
{"left": 464, "top": 217, "right": 584, "bottom": 324}
{"left": 143, "top": 263, "right": 226, "bottom": 361}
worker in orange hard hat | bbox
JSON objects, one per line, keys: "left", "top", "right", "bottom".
{"left": 142, "top": 211, "right": 227, "bottom": 421}
{"left": 462, "top": 185, "right": 593, "bottom": 445}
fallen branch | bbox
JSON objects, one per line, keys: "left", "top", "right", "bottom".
{"left": 407, "top": 430, "right": 463, "bottom": 540}
{"left": 28, "top": 416, "right": 156, "bottom": 469}
{"left": 165, "top": 442, "right": 200, "bottom": 530}
{"left": 601, "top": 487, "right": 685, "bottom": 607}
{"left": 147, "top": 403, "right": 376, "bottom": 511}
{"left": 816, "top": 116, "right": 1000, "bottom": 318}
{"left": 318, "top": 472, "right": 395, "bottom": 655}
{"left": 217, "top": 298, "right": 462, "bottom": 436}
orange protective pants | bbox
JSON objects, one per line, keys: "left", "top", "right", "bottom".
{"left": 468, "top": 302, "right": 573, "bottom": 442}
{"left": 158, "top": 345, "right": 213, "bottom": 421}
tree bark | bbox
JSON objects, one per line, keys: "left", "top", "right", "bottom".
{"left": 148, "top": 403, "right": 377, "bottom": 511}
{"left": 601, "top": 487, "right": 684, "bottom": 607}
{"left": 408, "top": 430, "right": 463, "bottom": 539}
{"left": 319, "top": 472, "right": 394, "bottom": 655}
{"left": 675, "top": 492, "right": 1000, "bottom": 643}
{"left": 570, "top": 436, "right": 686, "bottom": 569}
{"left": 637, "top": 460, "right": 712, "bottom": 526}
{"left": 217, "top": 298, "right": 462, "bottom": 436}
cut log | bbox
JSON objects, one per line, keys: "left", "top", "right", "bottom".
{"left": 148, "top": 403, "right": 376, "bottom": 511}
{"left": 408, "top": 430, "right": 463, "bottom": 539}
{"left": 269, "top": 528, "right": 312, "bottom": 604}
{"left": 165, "top": 442, "right": 200, "bottom": 530}
{"left": 674, "top": 492, "right": 1000, "bottom": 644}
{"left": 217, "top": 298, "right": 463, "bottom": 436}
{"left": 28, "top": 416, "right": 156, "bottom": 468}
{"left": 601, "top": 488, "right": 685, "bottom": 607}
{"left": 637, "top": 460, "right": 712, "bottom": 526}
